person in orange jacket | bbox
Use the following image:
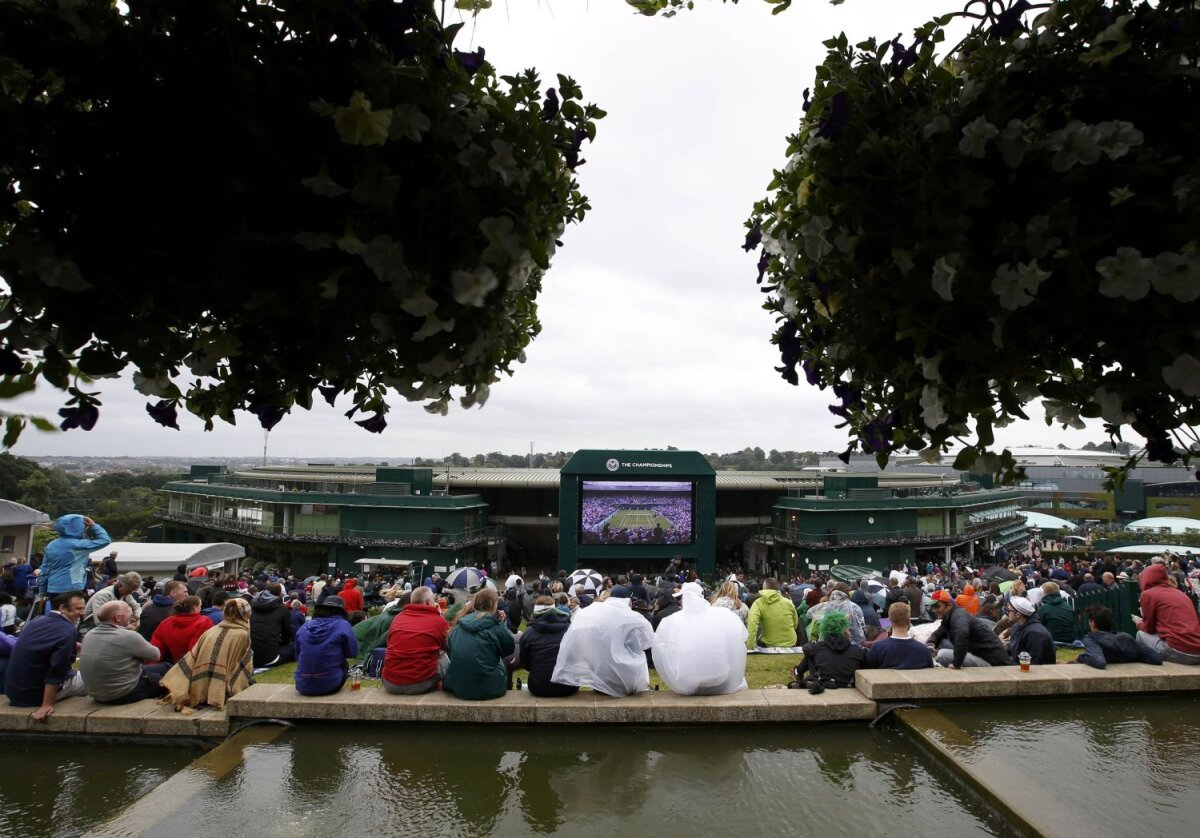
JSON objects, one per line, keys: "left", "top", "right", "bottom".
{"left": 955, "top": 584, "right": 980, "bottom": 616}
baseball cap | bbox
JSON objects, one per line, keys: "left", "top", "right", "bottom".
{"left": 930, "top": 589, "right": 953, "bottom": 604}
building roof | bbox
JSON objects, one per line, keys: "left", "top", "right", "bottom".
{"left": 433, "top": 468, "right": 951, "bottom": 492}
{"left": 1019, "top": 510, "right": 1077, "bottom": 531}
{"left": 89, "top": 541, "right": 246, "bottom": 570}
{"left": 0, "top": 499, "right": 50, "bottom": 527}
{"left": 1125, "top": 516, "right": 1200, "bottom": 534}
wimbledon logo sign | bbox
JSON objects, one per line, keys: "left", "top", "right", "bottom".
{"left": 605, "top": 458, "right": 620, "bottom": 472}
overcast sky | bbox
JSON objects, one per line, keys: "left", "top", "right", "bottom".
{"left": 10, "top": 0, "right": 1122, "bottom": 460}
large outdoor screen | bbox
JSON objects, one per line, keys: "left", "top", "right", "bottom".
{"left": 579, "top": 480, "right": 695, "bottom": 545}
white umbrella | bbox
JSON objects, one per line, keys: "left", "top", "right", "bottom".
{"left": 444, "top": 567, "right": 485, "bottom": 590}
{"left": 567, "top": 568, "right": 603, "bottom": 595}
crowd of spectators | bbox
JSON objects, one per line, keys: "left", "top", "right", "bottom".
{"left": 580, "top": 493, "right": 693, "bottom": 545}
{"left": 4, "top": 516, "right": 1199, "bottom": 720}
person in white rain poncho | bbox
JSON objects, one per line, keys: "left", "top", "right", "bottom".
{"left": 653, "top": 583, "right": 747, "bottom": 695}
{"left": 550, "top": 590, "right": 654, "bottom": 697}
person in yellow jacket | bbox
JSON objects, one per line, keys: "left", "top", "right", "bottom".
{"left": 746, "top": 578, "right": 799, "bottom": 648}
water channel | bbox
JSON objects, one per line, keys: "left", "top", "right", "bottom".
{"left": 2, "top": 697, "right": 1197, "bottom": 838}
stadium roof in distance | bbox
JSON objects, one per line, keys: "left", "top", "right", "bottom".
{"left": 435, "top": 468, "right": 951, "bottom": 492}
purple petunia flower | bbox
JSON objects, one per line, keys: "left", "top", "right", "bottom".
{"left": 817, "top": 92, "right": 849, "bottom": 140}
{"left": 742, "top": 222, "right": 762, "bottom": 252}
{"left": 802, "top": 359, "right": 821, "bottom": 386}
{"left": 776, "top": 365, "right": 799, "bottom": 386}
{"left": 989, "top": 0, "right": 1031, "bottom": 38}
{"left": 145, "top": 400, "right": 179, "bottom": 430}
{"left": 861, "top": 417, "right": 894, "bottom": 453}
{"left": 318, "top": 385, "right": 340, "bottom": 407}
{"left": 802, "top": 88, "right": 812, "bottom": 114}
{"left": 542, "top": 88, "right": 559, "bottom": 121}
{"left": 355, "top": 412, "right": 388, "bottom": 434}
{"left": 248, "top": 402, "right": 288, "bottom": 431}
{"left": 59, "top": 404, "right": 99, "bottom": 432}
{"left": 1146, "top": 437, "right": 1180, "bottom": 465}
{"left": 756, "top": 251, "right": 769, "bottom": 284}
{"left": 454, "top": 47, "right": 486, "bottom": 76}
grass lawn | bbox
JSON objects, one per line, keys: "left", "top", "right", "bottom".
{"left": 252, "top": 647, "right": 1082, "bottom": 692}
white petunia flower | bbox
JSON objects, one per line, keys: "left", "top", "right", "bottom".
{"left": 801, "top": 215, "right": 834, "bottom": 260}
{"left": 413, "top": 314, "right": 455, "bottom": 342}
{"left": 920, "top": 385, "right": 948, "bottom": 430}
{"left": 1094, "top": 121, "right": 1143, "bottom": 160}
{"left": 958, "top": 116, "right": 998, "bottom": 158}
{"left": 417, "top": 354, "right": 460, "bottom": 378}
{"left": 931, "top": 255, "right": 959, "bottom": 301}
{"left": 488, "top": 140, "right": 518, "bottom": 185}
{"left": 391, "top": 105, "right": 431, "bottom": 142}
{"left": 451, "top": 265, "right": 500, "bottom": 307}
{"left": 1163, "top": 354, "right": 1200, "bottom": 397}
{"left": 1109, "top": 186, "right": 1136, "bottom": 206}
{"left": 1096, "top": 247, "right": 1153, "bottom": 300}
{"left": 1093, "top": 387, "right": 1131, "bottom": 424}
{"left": 1045, "top": 121, "right": 1102, "bottom": 171}
{"left": 992, "top": 260, "right": 1052, "bottom": 310}
{"left": 1152, "top": 250, "right": 1200, "bottom": 302}
{"left": 918, "top": 355, "right": 943, "bottom": 384}
{"left": 997, "top": 118, "right": 1034, "bottom": 168}
{"left": 400, "top": 291, "right": 438, "bottom": 318}
{"left": 479, "top": 216, "right": 523, "bottom": 265}
{"left": 1043, "top": 399, "right": 1086, "bottom": 429}
{"left": 508, "top": 250, "right": 538, "bottom": 291}
{"left": 918, "top": 447, "right": 943, "bottom": 465}
{"left": 921, "top": 113, "right": 951, "bottom": 139}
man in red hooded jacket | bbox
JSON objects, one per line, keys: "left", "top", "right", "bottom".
{"left": 1134, "top": 562, "right": 1200, "bottom": 665}
{"left": 338, "top": 577, "right": 364, "bottom": 613}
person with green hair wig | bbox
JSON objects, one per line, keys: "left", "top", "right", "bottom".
{"left": 789, "top": 609, "right": 866, "bottom": 694}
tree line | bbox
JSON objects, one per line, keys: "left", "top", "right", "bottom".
{"left": 0, "top": 453, "right": 169, "bottom": 545}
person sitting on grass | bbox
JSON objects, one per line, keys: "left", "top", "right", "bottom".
{"left": 791, "top": 611, "right": 867, "bottom": 693}
{"left": 1036, "top": 581, "right": 1077, "bottom": 645}
{"left": 294, "top": 595, "right": 358, "bottom": 696}
{"left": 516, "top": 595, "right": 578, "bottom": 697}
{"left": 1132, "top": 563, "right": 1200, "bottom": 665}
{"left": 443, "top": 588, "right": 515, "bottom": 701}
{"left": 1072, "top": 605, "right": 1162, "bottom": 669}
{"left": 160, "top": 597, "right": 254, "bottom": 713}
{"left": 382, "top": 587, "right": 449, "bottom": 696}
{"left": 746, "top": 578, "right": 800, "bottom": 649}
{"left": 149, "top": 596, "right": 212, "bottom": 665}
{"left": 927, "top": 589, "right": 1011, "bottom": 668}
{"left": 1001, "top": 596, "right": 1056, "bottom": 666}
{"left": 866, "top": 603, "right": 933, "bottom": 670}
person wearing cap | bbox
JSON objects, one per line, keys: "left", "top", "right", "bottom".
{"left": 1001, "top": 596, "right": 1056, "bottom": 665}
{"left": 294, "top": 595, "right": 358, "bottom": 696}
{"left": 926, "top": 589, "right": 1011, "bottom": 669}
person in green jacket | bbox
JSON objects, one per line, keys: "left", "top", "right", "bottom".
{"left": 746, "top": 578, "right": 800, "bottom": 649}
{"left": 1035, "top": 582, "right": 1077, "bottom": 645}
{"left": 443, "top": 588, "right": 516, "bottom": 700}
{"left": 352, "top": 593, "right": 408, "bottom": 663}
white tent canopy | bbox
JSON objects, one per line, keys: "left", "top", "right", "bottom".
{"left": 1125, "top": 516, "right": 1200, "bottom": 535}
{"left": 353, "top": 558, "right": 411, "bottom": 568}
{"left": 1018, "top": 511, "right": 1076, "bottom": 531}
{"left": 89, "top": 542, "right": 245, "bottom": 576}
{"left": 1106, "top": 544, "right": 1195, "bottom": 555}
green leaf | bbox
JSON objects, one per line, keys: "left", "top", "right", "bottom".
{"left": 3, "top": 415, "right": 24, "bottom": 449}
{"left": 28, "top": 416, "right": 58, "bottom": 432}
{"left": 952, "top": 447, "right": 977, "bottom": 471}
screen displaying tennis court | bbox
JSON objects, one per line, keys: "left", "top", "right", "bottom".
{"left": 579, "top": 480, "right": 694, "bottom": 545}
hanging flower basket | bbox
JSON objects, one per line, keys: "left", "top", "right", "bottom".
{"left": 750, "top": 0, "right": 1200, "bottom": 483}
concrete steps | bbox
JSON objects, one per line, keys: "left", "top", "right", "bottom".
{"left": 2, "top": 662, "right": 1195, "bottom": 739}
{"left": 854, "top": 661, "right": 1200, "bottom": 701}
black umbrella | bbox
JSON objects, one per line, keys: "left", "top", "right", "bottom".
{"left": 983, "top": 566, "right": 1017, "bottom": 582}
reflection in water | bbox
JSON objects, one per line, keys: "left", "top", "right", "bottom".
{"left": 162, "top": 726, "right": 1001, "bottom": 838}
{"left": 0, "top": 742, "right": 193, "bottom": 838}
{"left": 938, "top": 696, "right": 1200, "bottom": 836}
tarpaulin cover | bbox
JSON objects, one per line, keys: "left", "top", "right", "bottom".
{"left": 551, "top": 597, "right": 654, "bottom": 697}
{"left": 652, "top": 583, "right": 747, "bottom": 695}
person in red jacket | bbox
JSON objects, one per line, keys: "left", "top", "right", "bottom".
{"left": 1134, "top": 562, "right": 1200, "bottom": 664}
{"left": 338, "top": 577, "right": 364, "bottom": 613}
{"left": 381, "top": 586, "right": 449, "bottom": 694}
{"left": 149, "top": 596, "right": 213, "bottom": 664}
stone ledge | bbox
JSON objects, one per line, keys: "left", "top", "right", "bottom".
{"left": 855, "top": 662, "right": 1198, "bottom": 701}
{"left": 224, "top": 683, "right": 877, "bottom": 724}
{"left": 0, "top": 696, "right": 228, "bottom": 738}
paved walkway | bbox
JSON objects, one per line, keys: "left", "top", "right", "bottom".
{"left": 1, "top": 662, "right": 1195, "bottom": 739}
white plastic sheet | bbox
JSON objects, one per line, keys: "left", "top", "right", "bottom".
{"left": 551, "top": 597, "right": 655, "bottom": 696}
{"left": 652, "top": 583, "right": 748, "bottom": 695}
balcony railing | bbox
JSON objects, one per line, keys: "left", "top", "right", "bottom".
{"left": 156, "top": 509, "right": 495, "bottom": 549}
{"left": 755, "top": 514, "right": 1024, "bottom": 549}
